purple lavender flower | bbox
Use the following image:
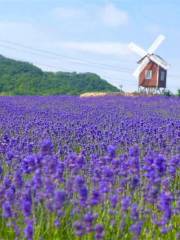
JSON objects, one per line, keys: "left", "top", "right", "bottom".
{"left": 130, "top": 221, "right": 143, "bottom": 236}
{"left": 22, "top": 199, "right": 32, "bottom": 217}
{"left": 2, "top": 201, "right": 12, "bottom": 218}
{"left": 110, "top": 194, "right": 118, "bottom": 208}
{"left": 75, "top": 175, "right": 85, "bottom": 188}
{"left": 155, "top": 155, "right": 167, "bottom": 176}
{"left": 0, "top": 165, "right": 3, "bottom": 175}
{"left": 54, "top": 219, "right": 61, "bottom": 228}
{"left": 129, "top": 145, "right": 140, "bottom": 157}
{"left": 5, "top": 186, "right": 15, "bottom": 201}
{"left": 83, "top": 212, "right": 96, "bottom": 233}
{"left": 159, "top": 192, "right": 173, "bottom": 211}
{"left": 41, "top": 139, "right": 53, "bottom": 155}
{"left": 103, "top": 166, "right": 113, "bottom": 178}
{"left": 131, "top": 203, "right": 139, "bottom": 221}
{"left": 73, "top": 221, "right": 84, "bottom": 237}
{"left": 94, "top": 224, "right": 104, "bottom": 240}
{"left": 91, "top": 190, "right": 101, "bottom": 206}
{"left": 54, "top": 190, "right": 66, "bottom": 208}
{"left": 161, "top": 226, "right": 172, "bottom": 234}
{"left": 4, "top": 176, "right": 11, "bottom": 188}
{"left": 14, "top": 171, "right": 24, "bottom": 188}
{"left": 95, "top": 224, "right": 104, "bottom": 233}
{"left": 79, "top": 185, "right": 88, "bottom": 202}
{"left": 24, "top": 220, "right": 33, "bottom": 240}
{"left": 32, "top": 170, "right": 42, "bottom": 189}
{"left": 121, "top": 196, "right": 131, "bottom": 211}
{"left": 0, "top": 96, "right": 179, "bottom": 239}
{"left": 107, "top": 145, "right": 116, "bottom": 158}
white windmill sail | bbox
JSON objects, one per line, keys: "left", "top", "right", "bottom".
{"left": 128, "top": 42, "right": 147, "bottom": 57}
{"left": 149, "top": 55, "right": 169, "bottom": 70}
{"left": 133, "top": 57, "right": 150, "bottom": 78}
{"left": 148, "top": 35, "right": 165, "bottom": 54}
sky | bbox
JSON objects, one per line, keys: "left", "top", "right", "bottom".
{"left": 0, "top": 0, "right": 179, "bottom": 92}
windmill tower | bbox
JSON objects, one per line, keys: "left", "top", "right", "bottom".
{"left": 129, "top": 35, "right": 169, "bottom": 94}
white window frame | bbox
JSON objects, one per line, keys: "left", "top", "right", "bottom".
{"left": 160, "top": 71, "right": 166, "bottom": 81}
{"left": 145, "top": 70, "right": 153, "bottom": 80}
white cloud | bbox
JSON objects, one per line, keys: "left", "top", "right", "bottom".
{"left": 60, "top": 42, "right": 131, "bottom": 57}
{"left": 51, "top": 4, "right": 128, "bottom": 28}
{"left": 52, "top": 7, "right": 83, "bottom": 20}
{"left": 100, "top": 3, "right": 128, "bottom": 27}
{"left": 0, "top": 21, "right": 46, "bottom": 43}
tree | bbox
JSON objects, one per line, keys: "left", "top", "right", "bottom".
{"left": 177, "top": 89, "right": 180, "bottom": 97}
{"left": 163, "top": 90, "right": 173, "bottom": 97}
{"left": 119, "top": 85, "right": 124, "bottom": 93}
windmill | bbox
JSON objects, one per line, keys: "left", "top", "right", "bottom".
{"left": 129, "top": 35, "right": 169, "bottom": 94}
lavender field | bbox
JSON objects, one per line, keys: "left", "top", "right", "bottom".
{"left": 0, "top": 96, "right": 179, "bottom": 240}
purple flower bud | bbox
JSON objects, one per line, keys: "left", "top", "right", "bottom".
{"left": 22, "top": 199, "right": 32, "bottom": 217}
{"left": 121, "top": 196, "right": 131, "bottom": 211}
{"left": 155, "top": 155, "right": 166, "bottom": 176}
{"left": 79, "top": 185, "right": 88, "bottom": 201}
{"left": 54, "top": 219, "right": 61, "bottom": 227}
{"left": 15, "top": 171, "right": 23, "bottom": 188}
{"left": 41, "top": 139, "right": 53, "bottom": 155}
{"left": 129, "top": 145, "right": 140, "bottom": 157}
{"left": 24, "top": 220, "right": 33, "bottom": 240}
{"left": 161, "top": 226, "right": 172, "bottom": 234}
{"left": 131, "top": 203, "right": 139, "bottom": 221}
{"left": 75, "top": 175, "right": 85, "bottom": 188}
{"left": 91, "top": 190, "right": 101, "bottom": 206}
{"left": 131, "top": 176, "right": 139, "bottom": 189}
{"left": 159, "top": 192, "right": 172, "bottom": 211}
{"left": 103, "top": 166, "right": 113, "bottom": 178}
{"left": 107, "top": 145, "right": 116, "bottom": 158}
{"left": 130, "top": 221, "right": 143, "bottom": 236}
{"left": 94, "top": 224, "right": 104, "bottom": 240}
{"left": 2, "top": 201, "right": 12, "bottom": 218}
{"left": 54, "top": 190, "right": 66, "bottom": 208}
{"left": 95, "top": 224, "right": 104, "bottom": 234}
{"left": 5, "top": 186, "right": 15, "bottom": 201}
{"left": 73, "top": 221, "right": 84, "bottom": 237}
{"left": 0, "top": 165, "right": 3, "bottom": 175}
{"left": 110, "top": 194, "right": 118, "bottom": 208}
{"left": 4, "top": 176, "right": 11, "bottom": 189}
{"left": 84, "top": 212, "right": 94, "bottom": 225}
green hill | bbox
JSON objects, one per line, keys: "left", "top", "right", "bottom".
{"left": 0, "top": 55, "right": 119, "bottom": 95}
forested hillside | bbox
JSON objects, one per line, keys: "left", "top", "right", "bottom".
{"left": 0, "top": 55, "right": 119, "bottom": 95}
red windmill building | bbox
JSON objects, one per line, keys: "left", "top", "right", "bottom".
{"left": 129, "top": 35, "right": 169, "bottom": 94}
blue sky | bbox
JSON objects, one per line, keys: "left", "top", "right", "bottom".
{"left": 0, "top": 0, "right": 179, "bottom": 92}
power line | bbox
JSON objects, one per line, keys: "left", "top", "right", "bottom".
{"left": 0, "top": 43, "right": 133, "bottom": 74}
{"left": 0, "top": 39, "right": 134, "bottom": 72}
{"left": 0, "top": 40, "right": 180, "bottom": 83}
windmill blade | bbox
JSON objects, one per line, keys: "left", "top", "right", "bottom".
{"left": 149, "top": 54, "right": 169, "bottom": 70}
{"left": 148, "top": 35, "right": 165, "bottom": 54}
{"left": 128, "top": 42, "right": 147, "bottom": 57}
{"left": 133, "top": 57, "right": 150, "bottom": 78}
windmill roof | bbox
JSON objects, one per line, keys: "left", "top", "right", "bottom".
{"left": 138, "top": 54, "right": 168, "bottom": 69}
